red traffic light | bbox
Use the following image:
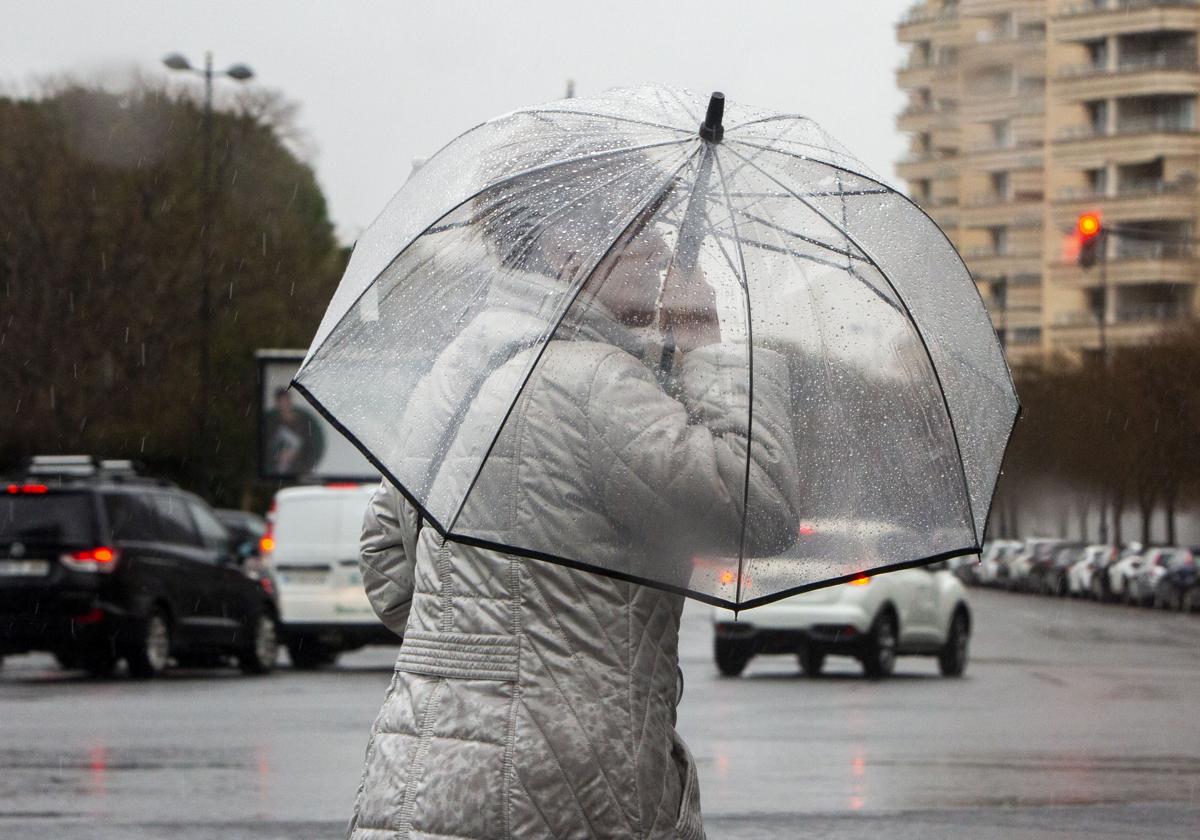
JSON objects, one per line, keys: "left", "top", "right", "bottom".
{"left": 1078, "top": 212, "right": 1101, "bottom": 239}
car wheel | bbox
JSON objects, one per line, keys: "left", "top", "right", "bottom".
{"left": 861, "top": 611, "right": 897, "bottom": 679}
{"left": 286, "top": 637, "right": 339, "bottom": 670}
{"left": 714, "top": 638, "right": 752, "bottom": 678}
{"left": 938, "top": 612, "right": 969, "bottom": 677}
{"left": 125, "top": 609, "right": 171, "bottom": 679}
{"left": 239, "top": 614, "right": 279, "bottom": 675}
{"left": 1055, "top": 574, "right": 1068, "bottom": 598}
{"left": 1090, "top": 575, "right": 1105, "bottom": 601}
{"left": 797, "top": 648, "right": 825, "bottom": 677}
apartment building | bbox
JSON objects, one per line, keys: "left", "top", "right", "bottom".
{"left": 897, "top": 0, "right": 1200, "bottom": 363}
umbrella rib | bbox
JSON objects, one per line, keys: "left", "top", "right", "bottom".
{"left": 721, "top": 142, "right": 982, "bottom": 548}
{"left": 412, "top": 156, "right": 683, "bottom": 497}
{"left": 730, "top": 135, "right": 1015, "bottom": 401}
{"left": 519, "top": 107, "right": 694, "bottom": 136}
{"left": 300, "top": 137, "right": 696, "bottom": 370}
{"left": 657, "top": 87, "right": 703, "bottom": 124}
{"left": 701, "top": 198, "right": 903, "bottom": 316}
{"left": 728, "top": 207, "right": 869, "bottom": 265}
{"left": 725, "top": 113, "right": 812, "bottom": 131}
{"left": 711, "top": 151, "right": 756, "bottom": 608}
{"left": 727, "top": 137, "right": 887, "bottom": 185}
{"left": 443, "top": 150, "right": 702, "bottom": 535}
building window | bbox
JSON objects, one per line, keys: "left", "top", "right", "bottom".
{"left": 990, "top": 227, "right": 1009, "bottom": 256}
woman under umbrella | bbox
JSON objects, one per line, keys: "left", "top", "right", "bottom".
{"left": 348, "top": 179, "right": 802, "bottom": 839}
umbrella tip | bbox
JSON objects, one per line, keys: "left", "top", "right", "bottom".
{"left": 699, "top": 91, "right": 724, "bottom": 143}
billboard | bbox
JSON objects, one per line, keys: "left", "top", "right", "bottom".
{"left": 256, "top": 349, "right": 378, "bottom": 481}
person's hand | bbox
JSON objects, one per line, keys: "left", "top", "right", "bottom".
{"left": 659, "top": 263, "right": 722, "bottom": 353}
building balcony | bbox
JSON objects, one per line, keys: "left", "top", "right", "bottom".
{"left": 896, "top": 153, "right": 960, "bottom": 181}
{"left": 961, "top": 0, "right": 1045, "bottom": 16}
{"left": 961, "top": 34, "right": 1047, "bottom": 71}
{"left": 1052, "top": 124, "right": 1200, "bottom": 166}
{"left": 1053, "top": 55, "right": 1200, "bottom": 101}
{"left": 897, "top": 60, "right": 937, "bottom": 88}
{"left": 897, "top": 103, "right": 960, "bottom": 132}
{"left": 1049, "top": 253, "right": 1197, "bottom": 287}
{"left": 962, "top": 249, "right": 1044, "bottom": 275}
{"left": 960, "top": 196, "right": 1044, "bottom": 228}
{"left": 1047, "top": 312, "right": 1190, "bottom": 350}
{"left": 1052, "top": 179, "right": 1197, "bottom": 221}
{"left": 960, "top": 91, "right": 1046, "bottom": 121}
{"left": 964, "top": 139, "right": 1045, "bottom": 170}
{"left": 898, "top": 4, "right": 960, "bottom": 43}
{"left": 1055, "top": 1, "right": 1200, "bottom": 42}
{"left": 988, "top": 303, "right": 1044, "bottom": 329}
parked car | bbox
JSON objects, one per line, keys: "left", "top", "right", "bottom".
{"left": 1182, "top": 572, "right": 1200, "bottom": 614}
{"left": 1126, "top": 547, "right": 1190, "bottom": 608}
{"left": 1152, "top": 549, "right": 1198, "bottom": 610}
{"left": 1066, "top": 544, "right": 1117, "bottom": 598}
{"left": 0, "top": 456, "right": 279, "bottom": 678}
{"left": 214, "top": 509, "right": 267, "bottom": 555}
{"left": 1105, "top": 547, "right": 1153, "bottom": 603}
{"left": 974, "top": 540, "right": 1022, "bottom": 587}
{"left": 1004, "top": 539, "right": 1067, "bottom": 592}
{"left": 262, "top": 482, "right": 400, "bottom": 669}
{"left": 710, "top": 560, "right": 972, "bottom": 679}
{"left": 1031, "top": 543, "right": 1086, "bottom": 596}
{"left": 215, "top": 507, "right": 279, "bottom": 608}
{"left": 1090, "top": 542, "right": 1142, "bottom": 601}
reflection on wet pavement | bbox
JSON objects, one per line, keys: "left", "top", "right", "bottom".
{"left": 0, "top": 589, "right": 1198, "bottom": 837}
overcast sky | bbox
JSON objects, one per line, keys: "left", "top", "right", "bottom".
{"left": 2, "top": 0, "right": 913, "bottom": 242}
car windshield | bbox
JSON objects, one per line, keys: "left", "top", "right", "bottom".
{"left": 0, "top": 492, "right": 95, "bottom": 544}
{"left": 273, "top": 492, "right": 368, "bottom": 557}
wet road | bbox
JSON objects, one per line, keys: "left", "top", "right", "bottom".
{"left": 2, "top": 588, "right": 1199, "bottom": 838}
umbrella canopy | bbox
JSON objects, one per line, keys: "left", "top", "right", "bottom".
{"left": 294, "top": 86, "right": 1018, "bottom": 609}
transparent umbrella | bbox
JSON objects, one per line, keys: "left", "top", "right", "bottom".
{"left": 294, "top": 85, "right": 1018, "bottom": 609}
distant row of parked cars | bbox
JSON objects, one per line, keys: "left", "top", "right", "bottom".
{"left": 0, "top": 456, "right": 395, "bottom": 679}
{"left": 955, "top": 538, "right": 1200, "bottom": 611}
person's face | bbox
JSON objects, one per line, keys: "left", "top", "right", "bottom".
{"left": 590, "top": 231, "right": 672, "bottom": 327}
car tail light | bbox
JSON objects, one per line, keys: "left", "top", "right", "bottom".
{"left": 260, "top": 501, "right": 276, "bottom": 555}
{"left": 6, "top": 483, "right": 48, "bottom": 494}
{"left": 61, "top": 546, "right": 120, "bottom": 573}
{"left": 848, "top": 574, "right": 870, "bottom": 586}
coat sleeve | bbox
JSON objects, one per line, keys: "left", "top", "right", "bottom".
{"left": 360, "top": 479, "right": 421, "bottom": 636}
{"left": 586, "top": 344, "right": 801, "bottom": 557}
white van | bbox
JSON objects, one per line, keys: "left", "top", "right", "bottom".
{"left": 262, "top": 483, "right": 399, "bottom": 668}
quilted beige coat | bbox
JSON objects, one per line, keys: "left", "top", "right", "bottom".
{"left": 349, "top": 268, "right": 800, "bottom": 840}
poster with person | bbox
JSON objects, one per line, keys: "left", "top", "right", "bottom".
{"left": 256, "top": 350, "right": 378, "bottom": 481}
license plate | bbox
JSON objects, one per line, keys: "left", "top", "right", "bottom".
{"left": 0, "top": 559, "right": 50, "bottom": 576}
{"left": 280, "top": 568, "right": 328, "bottom": 585}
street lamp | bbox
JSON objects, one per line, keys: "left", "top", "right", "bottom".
{"left": 162, "top": 52, "right": 254, "bottom": 489}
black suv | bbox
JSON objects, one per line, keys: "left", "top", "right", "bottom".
{"left": 0, "top": 457, "right": 278, "bottom": 678}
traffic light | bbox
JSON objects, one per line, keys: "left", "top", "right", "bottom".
{"left": 1078, "top": 212, "right": 1102, "bottom": 268}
